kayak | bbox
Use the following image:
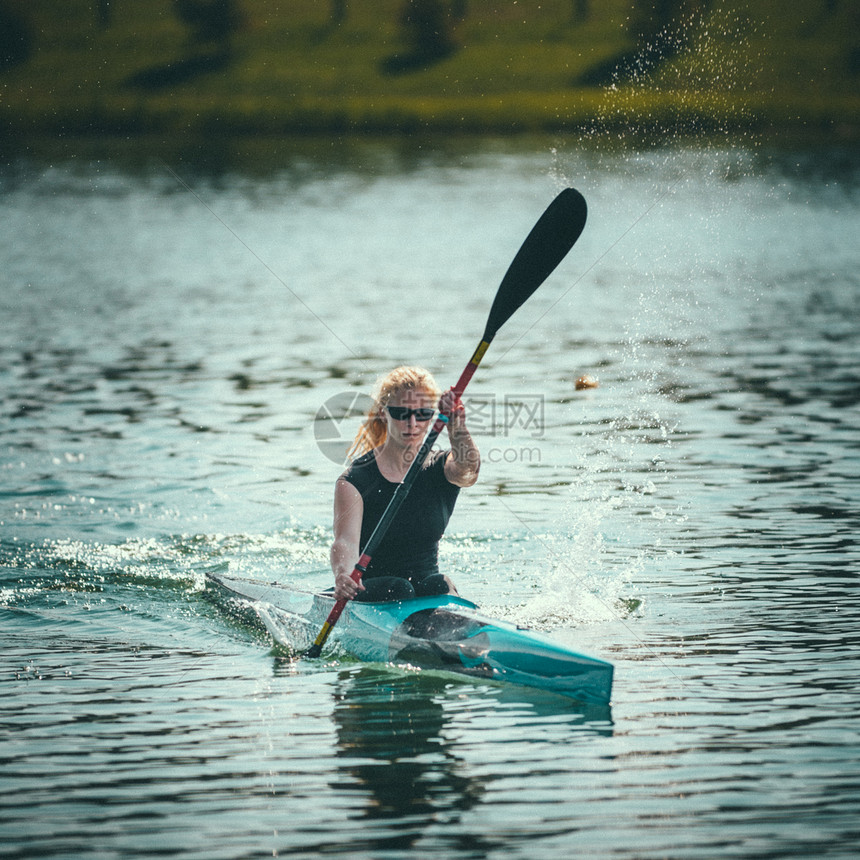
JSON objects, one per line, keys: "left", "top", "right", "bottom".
{"left": 206, "top": 572, "right": 613, "bottom": 705}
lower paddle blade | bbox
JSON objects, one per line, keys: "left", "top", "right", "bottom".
{"left": 484, "top": 187, "right": 587, "bottom": 341}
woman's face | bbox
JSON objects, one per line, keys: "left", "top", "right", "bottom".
{"left": 382, "top": 388, "right": 436, "bottom": 448}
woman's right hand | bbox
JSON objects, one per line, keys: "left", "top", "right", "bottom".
{"left": 331, "top": 478, "right": 365, "bottom": 600}
{"left": 334, "top": 569, "right": 365, "bottom": 601}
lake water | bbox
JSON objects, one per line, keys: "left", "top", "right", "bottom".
{"left": 2, "top": 134, "right": 858, "bottom": 858}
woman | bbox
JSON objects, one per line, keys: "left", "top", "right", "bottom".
{"left": 331, "top": 366, "right": 480, "bottom": 602}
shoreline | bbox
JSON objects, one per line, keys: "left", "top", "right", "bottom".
{"left": 3, "top": 95, "right": 857, "bottom": 146}
{"left": 2, "top": 1, "right": 856, "bottom": 148}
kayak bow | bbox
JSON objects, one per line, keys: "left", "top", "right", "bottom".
{"left": 207, "top": 572, "right": 613, "bottom": 705}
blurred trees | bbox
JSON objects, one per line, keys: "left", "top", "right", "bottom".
{"left": 629, "top": 0, "right": 712, "bottom": 51}
{"left": 383, "top": 0, "right": 459, "bottom": 73}
{"left": 124, "top": 0, "right": 246, "bottom": 88}
{"left": 579, "top": 0, "right": 712, "bottom": 84}
{"left": 173, "top": 0, "right": 245, "bottom": 54}
{"left": 451, "top": 0, "right": 468, "bottom": 20}
{"left": 573, "top": 0, "right": 590, "bottom": 22}
{"left": 330, "top": 0, "right": 347, "bottom": 26}
{"left": 96, "top": 1, "right": 112, "bottom": 27}
{"left": 399, "top": 0, "right": 458, "bottom": 61}
{"left": 0, "top": 0, "right": 33, "bottom": 69}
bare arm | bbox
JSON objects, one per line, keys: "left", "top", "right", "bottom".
{"left": 440, "top": 388, "right": 480, "bottom": 488}
{"left": 331, "top": 476, "right": 365, "bottom": 600}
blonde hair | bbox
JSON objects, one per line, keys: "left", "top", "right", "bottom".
{"left": 347, "top": 366, "right": 441, "bottom": 460}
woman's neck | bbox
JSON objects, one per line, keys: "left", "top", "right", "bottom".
{"left": 375, "top": 438, "right": 422, "bottom": 482}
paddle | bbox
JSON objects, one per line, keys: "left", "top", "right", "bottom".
{"left": 304, "top": 187, "right": 587, "bottom": 658}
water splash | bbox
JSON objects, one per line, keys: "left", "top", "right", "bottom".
{"left": 539, "top": 7, "right": 768, "bottom": 636}
{"left": 0, "top": 527, "right": 331, "bottom": 604}
{"left": 581, "top": 6, "right": 761, "bottom": 146}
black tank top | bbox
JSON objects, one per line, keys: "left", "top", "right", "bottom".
{"left": 341, "top": 449, "right": 460, "bottom": 579}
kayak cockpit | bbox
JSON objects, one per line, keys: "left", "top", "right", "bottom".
{"left": 390, "top": 607, "right": 494, "bottom": 677}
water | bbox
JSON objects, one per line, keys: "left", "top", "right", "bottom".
{"left": 2, "top": 135, "right": 859, "bottom": 858}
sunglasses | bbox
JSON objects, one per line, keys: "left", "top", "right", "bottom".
{"left": 386, "top": 405, "right": 435, "bottom": 422}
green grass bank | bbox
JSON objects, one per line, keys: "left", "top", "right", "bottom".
{"left": 1, "top": 0, "right": 857, "bottom": 141}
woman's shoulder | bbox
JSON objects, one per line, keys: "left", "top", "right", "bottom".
{"left": 423, "top": 448, "right": 454, "bottom": 478}
{"left": 424, "top": 448, "right": 449, "bottom": 467}
{"left": 349, "top": 449, "right": 378, "bottom": 468}
{"left": 340, "top": 449, "right": 379, "bottom": 485}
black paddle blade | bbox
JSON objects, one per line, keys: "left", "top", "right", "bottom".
{"left": 484, "top": 188, "right": 587, "bottom": 341}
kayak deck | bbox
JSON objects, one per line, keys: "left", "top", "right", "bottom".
{"left": 206, "top": 572, "right": 613, "bottom": 705}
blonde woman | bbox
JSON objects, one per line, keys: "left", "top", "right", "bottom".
{"left": 331, "top": 366, "right": 480, "bottom": 602}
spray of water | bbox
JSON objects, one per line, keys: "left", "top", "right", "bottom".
{"left": 523, "top": 5, "right": 764, "bottom": 631}
{"left": 581, "top": 6, "right": 761, "bottom": 147}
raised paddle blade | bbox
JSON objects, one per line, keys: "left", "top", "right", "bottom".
{"left": 483, "top": 187, "right": 587, "bottom": 342}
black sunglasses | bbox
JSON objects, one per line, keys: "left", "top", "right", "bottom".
{"left": 386, "top": 405, "right": 435, "bottom": 422}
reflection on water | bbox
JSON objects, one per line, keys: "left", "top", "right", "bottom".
{"left": 333, "top": 668, "right": 484, "bottom": 830}
{"left": 329, "top": 665, "right": 613, "bottom": 852}
{"left": 2, "top": 136, "right": 859, "bottom": 858}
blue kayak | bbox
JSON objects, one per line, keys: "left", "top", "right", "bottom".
{"left": 206, "top": 572, "right": 613, "bottom": 705}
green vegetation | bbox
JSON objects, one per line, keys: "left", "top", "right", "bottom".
{"left": 1, "top": 0, "right": 857, "bottom": 140}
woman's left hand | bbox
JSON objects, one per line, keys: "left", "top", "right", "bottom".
{"left": 440, "top": 387, "right": 480, "bottom": 487}
{"left": 439, "top": 387, "right": 465, "bottom": 425}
